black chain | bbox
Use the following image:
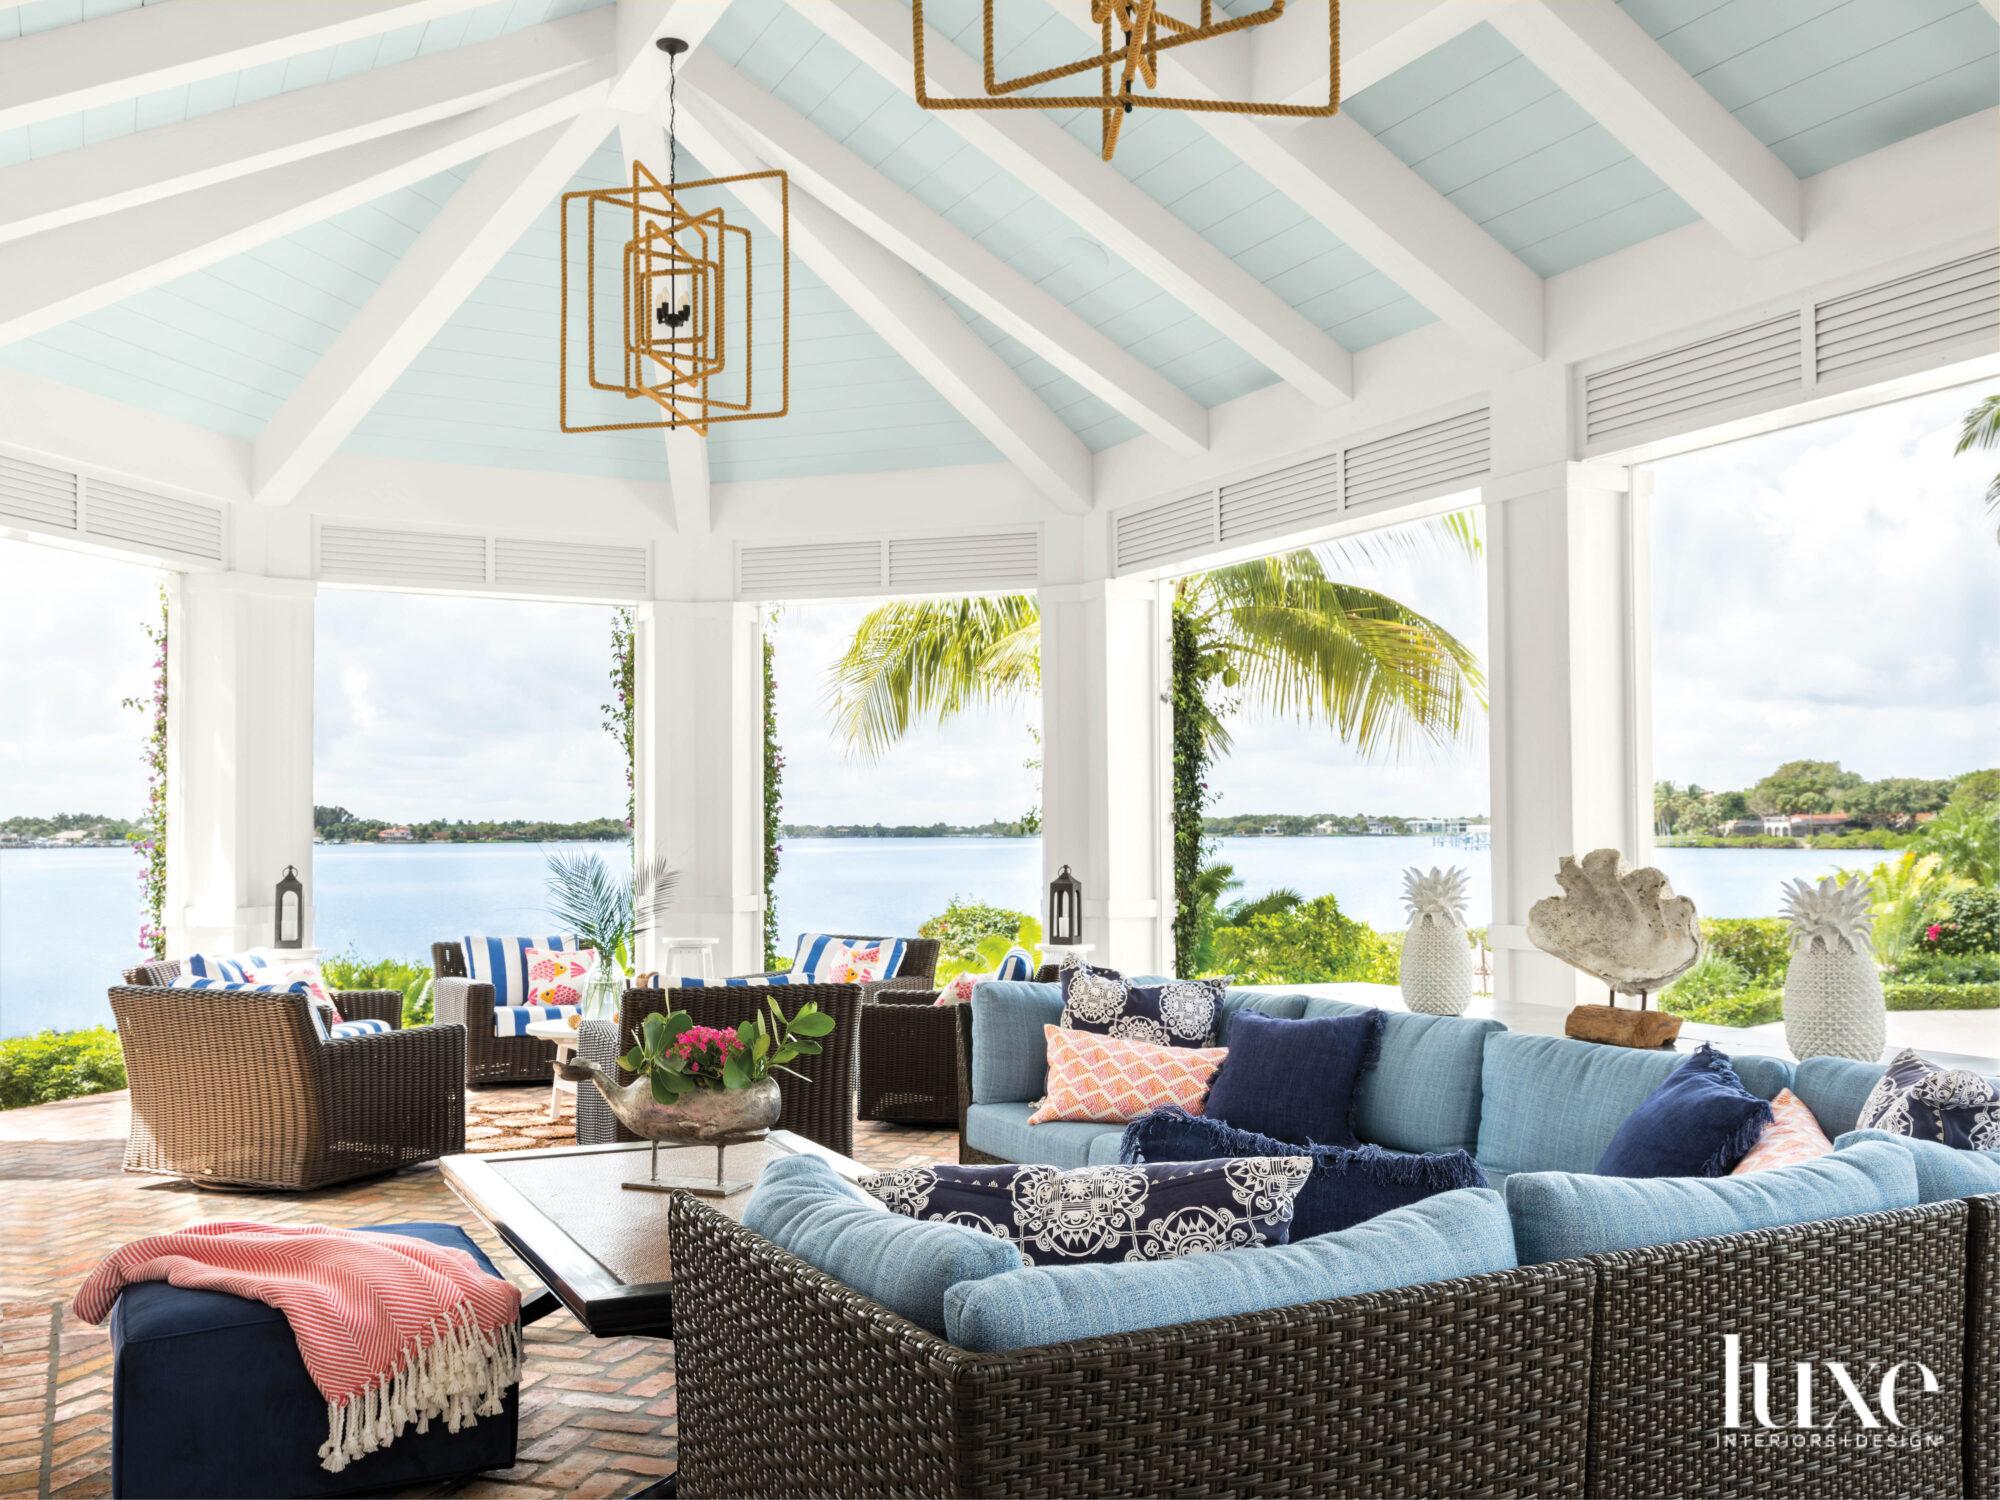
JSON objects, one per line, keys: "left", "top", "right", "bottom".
{"left": 668, "top": 48, "right": 678, "bottom": 188}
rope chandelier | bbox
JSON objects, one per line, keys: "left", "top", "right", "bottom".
{"left": 912, "top": 1, "right": 1340, "bottom": 162}
{"left": 559, "top": 38, "right": 789, "bottom": 436}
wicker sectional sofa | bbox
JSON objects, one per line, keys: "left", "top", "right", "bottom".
{"left": 663, "top": 981, "right": 2000, "bottom": 1498}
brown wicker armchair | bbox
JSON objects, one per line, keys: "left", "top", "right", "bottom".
{"left": 722, "top": 933, "right": 941, "bottom": 1002}
{"left": 122, "top": 958, "right": 407, "bottom": 1032}
{"left": 109, "top": 978, "right": 463, "bottom": 1191}
{"left": 575, "top": 982, "right": 863, "bottom": 1157}
{"left": 431, "top": 940, "right": 558, "bottom": 1087}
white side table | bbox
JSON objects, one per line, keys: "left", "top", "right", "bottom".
{"left": 525, "top": 1017, "right": 581, "bottom": 1122}
{"left": 1035, "top": 943, "right": 1096, "bottom": 971}
{"left": 658, "top": 936, "right": 720, "bottom": 983}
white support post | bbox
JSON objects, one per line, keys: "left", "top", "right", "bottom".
{"left": 631, "top": 597, "right": 764, "bottom": 977}
{"left": 1484, "top": 461, "right": 1654, "bottom": 1011}
{"left": 1038, "top": 577, "right": 1172, "bottom": 976}
{"left": 164, "top": 573, "right": 317, "bottom": 957}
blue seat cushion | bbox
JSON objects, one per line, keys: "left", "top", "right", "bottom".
{"left": 110, "top": 1222, "right": 518, "bottom": 1500}
{"left": 964, "top": 1101, "right": 1126, "bottom": 1167}
{"left": 1836, "top": 1128, "right": 2000, "bottom": 1202}
{"left": 943, "top": 1186, "right": 1516, "bottom": 1353}
{"left": 1594, "top": 1044, "right": 1774, "bottom": 1179}
{"left": 1203, "top": 1009, "right": 1385, "bottom": 1147}
{"left": 1305, "top": 997, "right": 1501, "bottom": 1155}
{"left": 1504, "top": 1139, "right": 1919, "bottom": 1264}
{"left": 1792, "top": 1055, "right": 1888, "bottom": 1136}
{"left": 1476, "top": 1032, "right": 1793, "bottom": 1178}
{"left": 1121, "top": 1105, "right": 1488, "bottom": 1239}
{"left": 745, "top": 1155, "right": 1020, "bottom": 1334}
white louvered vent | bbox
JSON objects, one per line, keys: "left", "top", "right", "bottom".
{"left": 1344, "top": 408, "right": 1490, "bottom": 513}
{"left": 0, "top": 454, "right": 78, "bottom": 533}
{"left": 493, "top": 538, "right": 647, "bottom": 600}
{"left": 887, "top": 531, "right": 1038, "bottom": 592}
{"left": 1115, "top": 492, "right": 1215, "bottom": 572}
{"left": 85, "top": 480, "right": 224, "bottom": 563}
{"left": 737, "top": 540, "right": 884, "bottom": 600}
{"left": 1816, "top": 250, "right": 1999, "bottom": 383}
{"left": 319, "top": 525, "right": 486, "bottom": 588}
{"left": 1585, "top": 315, "right": 1801, "bottom": 447}
{"left": 1219, "top": 451, "right": 1339, "bottom": 544}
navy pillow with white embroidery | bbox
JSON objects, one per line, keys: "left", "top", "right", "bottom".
{"left": 1859, "top": 1048, "right": 2000, "bottom": 1151}
{"left": 1058, "top": 958, "right": 1226, "bottom": 1049}
{"left": 859, "top": 1157, "right": 1311, "bottom": 1267}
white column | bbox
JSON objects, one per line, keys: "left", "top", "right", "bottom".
{"left": 164, "top": 572, "right": 317, "bottom": 957}
{"left": 1484, "top": 461, "right": 1654, "bottom": 1010}
{"left": 631, "top": 599, "right": 764, "bottom": 976}
{"left": 1038, "top": 577, "right": 1172, "bottom": 975}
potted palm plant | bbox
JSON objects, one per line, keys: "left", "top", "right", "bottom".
{"left": 544, "top": 849, "right": 678, "bottom": 1020}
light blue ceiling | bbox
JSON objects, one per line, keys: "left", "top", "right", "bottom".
{"left": 1619, "top": 0, "right": 2000, "bottom": 178}
{"left": 0, "top": 0, "right": 1993, "bottom": 486}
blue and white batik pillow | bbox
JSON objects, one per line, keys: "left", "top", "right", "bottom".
{"left": 461, "top": 935, "right": 573, "bottom": 1006}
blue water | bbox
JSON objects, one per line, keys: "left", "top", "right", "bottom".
{"left": 0, "top": 836, "right": 1877, "bottom": 1038}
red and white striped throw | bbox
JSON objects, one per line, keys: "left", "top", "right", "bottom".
{"left": 74, "top": 1222, "right": 522, "bottom": 1474}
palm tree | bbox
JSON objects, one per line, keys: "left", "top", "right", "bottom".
{"left": 1955, "top": 393, "right": 2000, "bottom": 542}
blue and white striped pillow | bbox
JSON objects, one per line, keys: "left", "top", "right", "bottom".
{"left": 329, "top": 1018, "right": 393, "bottom": 1039}
{"left": 183, "top": 952, "right": 269, "bottom": 983}
{"left": 995, "top": 946, "right": 1034, "bottom": 982}
{"left": 461, "top": 935, "right": 572, "bottom": 1006}
{"left": 494, "top": 1005, "right": 575, "bottom": 1037}
{"left": 669, "top": 973, "right": 813, "bottom": 988}
{"left": 791, "top": 934, "right": 907, "bottom": 982}
{"left": 170, "top": 976, "right": 308, "bottom": 998}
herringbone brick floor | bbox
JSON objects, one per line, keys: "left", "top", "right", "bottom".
{"left": 1, "top": 1089, "right": 957, "bottom": 1498}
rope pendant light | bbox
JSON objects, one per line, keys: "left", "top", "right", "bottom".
{"left": 912, "top": 0, "right": 1339, "bottom": 162}
{"left": 559, "top": 37, "right": 790, "bottom": 436}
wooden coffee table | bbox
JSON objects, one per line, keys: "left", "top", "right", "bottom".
{"left": 441, "top": 1132, "right": 870, "bottom": 1339}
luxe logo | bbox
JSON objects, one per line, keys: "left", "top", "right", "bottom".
{"left": 1722, "top": 1334, "right": 1940, "bottom": 1430}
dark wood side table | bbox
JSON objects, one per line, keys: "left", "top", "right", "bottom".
{"left": 441, "top": 1132, "right": 870, "bottom": 1340}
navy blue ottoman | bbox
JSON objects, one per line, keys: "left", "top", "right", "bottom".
{"left": 108, "top": 1222, "right": 520, "bottom": 1499}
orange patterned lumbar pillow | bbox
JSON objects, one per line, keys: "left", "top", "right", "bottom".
{"left": 1731, "top": 1087, "right": 1834, "bottom": 1173}
{"left": 1027, "top": 1025, "right": 1226, "bottom": 1126}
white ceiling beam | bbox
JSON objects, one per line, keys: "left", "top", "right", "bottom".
{"left": 251, "top": 2, "right": 724, "bottom": 508}
{"left": 0, "top": 0, "right": 496, "bottom": 135}
{"left": 0, "top": 9, "right": 613, "bottom": 247}
{"left": 0, "top": 68, "right": 608, "bottom": 350}
{"left": 1032, "top": 2, "right": 1543, "bottom": 360}
{"left": 1485, "top": 2, "right": 1801, "bottom": 258}
{"left": 1258, "top": 2, "right": 1489, "bottom": 106}
{"left": 674, "top": 105, "right": 1094, "bottom": 513}
{"left": 790, "top": 0, "right": 1351, "bottom": 406}
{"left": 683, "top": 51, "right": 1209, "bottom": 456}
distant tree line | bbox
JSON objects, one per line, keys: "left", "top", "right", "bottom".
{"left": 313, "top": 806, "right": 628, "bottom": 843}
{"left": 1201, "top": 813, "right": 1487, "bottom": 837}
{"left": 1, "top": 814, "right": 144, "bottom": 840}
{"left": 1656, "top": 762, "right": 2000, "bottom": 835}
{"left": 781, "top": 819, "right": 1039, "bottom": 838}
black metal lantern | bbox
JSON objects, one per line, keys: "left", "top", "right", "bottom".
{"left": 274, "top": 865, "right": 305, "bottom": 950}
{"left": 1048, "top": 864, "right": 1083, "bottom": 946}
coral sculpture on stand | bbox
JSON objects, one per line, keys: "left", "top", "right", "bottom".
{"left": 1528, "top": 849, "right": 1702, "bottom": 1048}
{"left": 1780, "top": 875, "right": 1885, "bottom": 1062}
{"left": 1400, "top": 866, "right": 1473, "bottom": 1016}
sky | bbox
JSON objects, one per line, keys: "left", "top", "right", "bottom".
{"left": 0, "top": 381, "right": 1994, "bottom": 825}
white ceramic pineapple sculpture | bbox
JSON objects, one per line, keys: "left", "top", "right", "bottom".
{"left": 1400, "top": 866, "right": 1474, "bottom": 1016}
{"left": 1781, "top": 875, "right": 1885, "bottom": 1062}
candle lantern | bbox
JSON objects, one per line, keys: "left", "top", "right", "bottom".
{"left": 274, "top": 866, "right": 305, "bottom": 950}
{"left": 1048, "top": 864, "right": 1083, "bottom": 946}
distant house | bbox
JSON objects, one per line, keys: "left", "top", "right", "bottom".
{"left": 50, "top": 829, "right": 88, "bottom": 844}
{"left": 1366, "top": 820, "right": 1393, "bottom": 835}
{"left": 1262, "top": 823, "right": 1284, "bottom": 836}
{"left": 1721, "top": 818, "right": 1766, "bottom": 837}
{"left": 378, "top": 825, "right": 413, "bottom": 842}
{"left": 1791, "top": 813, "right": 1853, "bottom": 836}
{"left": 1312, "top": 820, "right": 1338, "bottom": 835}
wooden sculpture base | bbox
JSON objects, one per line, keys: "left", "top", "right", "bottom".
{"left": 1564, "top": 1004, "right": 1683, "bottom": 1049}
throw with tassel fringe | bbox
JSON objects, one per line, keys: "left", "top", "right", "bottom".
{"left": 74, "top": 1221, "right": 522, "bottom": 1473}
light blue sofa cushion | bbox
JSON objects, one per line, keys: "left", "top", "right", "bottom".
{"left": 743, "top": 1154, "right": 1021, "bottom": 1335}
{"left": 968, "top": 982, "right": 1062, "bottom": 1104}
{"left": 963, "top": 1101, "right": 1126, "bottom": 1168}
{"left": 1836, "top": 1128, "right": 2000, "bottom": 1202}
{"left": 1793, "top": 1055, "right": 1888, "bottom": 1136}
{"left": 1504, "top": 1139, "right": 1918, "bottom": 1264}
{"left": 943, "top": 1187, "right": 1515, "bottom": 1353}
{"left": 1305, "top": 998, "right": 1501, "bottom": 1155}
{"left": 1214, "top": 990, "right": 1307, "bottom": 1042}
{"left": 1476, "top": 1032, "right": 1793, "bottom": 1178}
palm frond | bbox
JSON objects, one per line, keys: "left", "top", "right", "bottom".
{"left": 1317, "top": 509, "right": 1482, "bottom": 574}
{"left": 634, "top": 850, "right": 681, "bottom": 935}
{"left": 544, "top": 850, "right": 632, "bottom": 958}
{"left": 823, "top": 595, "right": 1041, "bottom": 759}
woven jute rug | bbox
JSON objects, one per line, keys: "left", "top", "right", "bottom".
{"left": 465, "top": 1084, "right": 576, "bottom": 1153}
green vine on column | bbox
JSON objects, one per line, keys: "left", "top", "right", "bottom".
{"left": 1170, "top": 598, "right": 1215, "bottom": 978}
{"left": 603, "top": 607, "right": 636, "bottom": 832}
{"left": 122, "top": 584, "right": 169, "bottom": 959}
{"left": 762, "top": 613, "right": 786, "bottom": 970}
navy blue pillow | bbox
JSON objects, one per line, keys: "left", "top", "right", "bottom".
{"left": 1201, "top": 1008, "right": 1385, "bottom": 1147}
{"left": 1059, "top": 959, "right": 1224, "bottom": 1048}
{"left": 859, "top": 1157, "right": 1310, "bottom": 1266}
{"left": 1121, "top": 1106, "right": 1487, "bottom": 1240}
{"left": 1595, "top": 1043, "right": 1776, "bottom": 1178}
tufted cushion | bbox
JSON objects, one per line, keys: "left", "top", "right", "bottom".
{"left": 943, "top": 1187, "right": 1516, "bottom": 1353}
{"left": 1305, "top": 997, "right": 1501, "bottom": 1155}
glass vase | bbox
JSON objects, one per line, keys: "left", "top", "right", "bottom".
{"left": 581, "top": 963, "right": 625, "bottom": 1024}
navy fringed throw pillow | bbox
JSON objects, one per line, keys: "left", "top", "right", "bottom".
{"left": 1201, "top": 1008, "right": 1385, "bottom": 1147}
{"left": 1121, "top": 1106, "right": 1487, "bottom": 1239}
{"left": 1595, "top": 1042, "right": 1775, "bottom": 1178}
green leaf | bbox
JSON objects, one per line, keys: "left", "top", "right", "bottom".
{"left": 722, "top": 1055, "right": 749, "bottom": 1090}
{"left": 736, "top": 1018, "right": 756, "bottom": 1050}
{"left": 618, "top": 1046, "right": 646, "bottom": 1072}
{"left": 788, "top": 1008, "right": 836, "bottom": 1038}
{"left": 649, "top": 1071, "right": 680, "bottom": 1105}
{"left": 640, "top": 1012, "right": 667, "bottom": 1049}
{"left": 752, "top": 1030, "right": 770, "bottom": 1061}
{"left": 664, "top": 1010, "right": 694, "bottom": 1039}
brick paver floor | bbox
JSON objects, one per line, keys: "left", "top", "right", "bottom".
{"left": 2, "top": 1088, "right": 956, "bottom": 1498}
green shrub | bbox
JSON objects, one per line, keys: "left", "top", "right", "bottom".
{"left": 918, "top": 898, "right": 1033, "bottom": 965}
{"left": 1658, "top": 975, "right": 1784, "bottom": 1029}
{"left": 1208, "top": 895, "right": 1399, "bottom": 986}
{"left": 1700, "top": 918, "right": 1789, "bottom": 982}
{"left": 1883, "top": 983, "right": 2000, "bottom": 1011}
{"left": 1921, "top": 888, "right": 2000, "bottom": 956}
{"left": 319, "top": 952, "right": 435, "bottom": 1027}
{"left": 1891, "top": 950, "right": 2000, "bottom": 985}
{"left": 1, "top": 1027, "right": 127, "bottom": 1110}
